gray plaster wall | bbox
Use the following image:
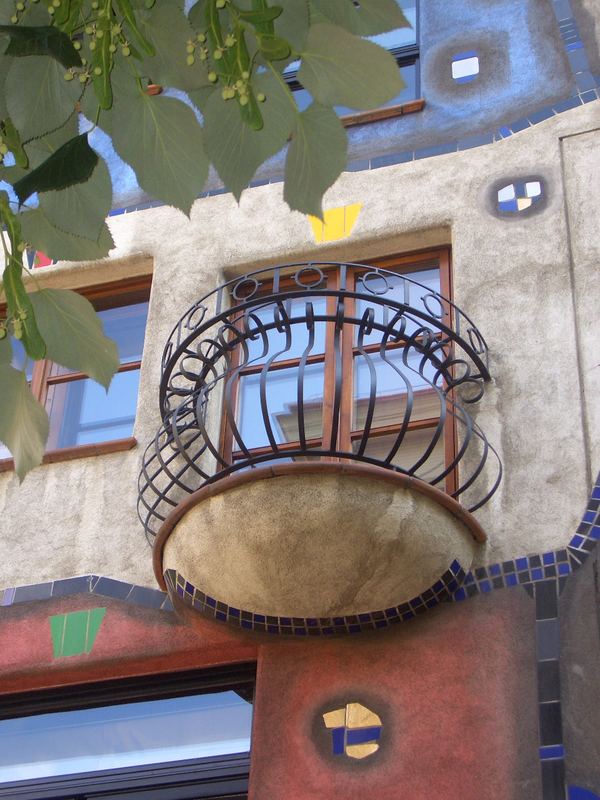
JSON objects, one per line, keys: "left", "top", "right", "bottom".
{"left": 0, "top": 100, "right": 599, "bottom": 589}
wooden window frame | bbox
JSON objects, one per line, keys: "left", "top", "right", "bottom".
{"left": 221, "top": 248, "right": 457, "bottom": 493}
{"left": 0, "top": 275, "right": 152, "bottom": 474}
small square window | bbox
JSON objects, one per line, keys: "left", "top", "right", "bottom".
{"left": 452, "top": 52, "right": 480, "bottom": 83}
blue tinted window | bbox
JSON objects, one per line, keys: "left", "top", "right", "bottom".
{"left": 0, "top": 690, "right": 252, "bottom": 781}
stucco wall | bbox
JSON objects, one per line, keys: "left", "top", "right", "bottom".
{"left": 0, "top": 100, "right": 599, "bottom": 589}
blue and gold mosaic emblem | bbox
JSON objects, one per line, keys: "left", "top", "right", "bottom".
{"left": 323, "top": 702, "right": 382, "bottom": 760}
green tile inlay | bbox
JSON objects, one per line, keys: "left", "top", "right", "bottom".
{"left": 50, "top": 608, "right": 106, "bottom": 658}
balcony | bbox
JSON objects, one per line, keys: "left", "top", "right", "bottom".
{"left": 139, "top": 260, "right": 501, "bottom": 634}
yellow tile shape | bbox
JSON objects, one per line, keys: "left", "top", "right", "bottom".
{"left": 517, "top": 197, "right": 532, "bottom": 211}
{"left": 309, "top": 203, "right": 362, "bottom": 243}
{"left": 345, "top": 743, "right": 380, "bottom": 760}
{"left": 323, "top": 708, "right": 346, "bottom": 729}
{"left": 345, "top": 702, "right": 382, "bottom": 730}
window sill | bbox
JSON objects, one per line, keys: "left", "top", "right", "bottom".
{"left": 0, "top": 437, "right": 137, "bottom": 474}
{"left": 341, "top": 98, "right": 425, "bottom": 128}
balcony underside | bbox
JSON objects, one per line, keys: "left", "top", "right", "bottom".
{"left": 155, "top": 463, "right": 485, "bottom": 633}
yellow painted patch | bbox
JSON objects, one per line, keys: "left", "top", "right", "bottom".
{"left": 309, "top": 203, "right": 362, "bottom": 243}
{"left": 346, "top": 742, "right": 380, "bottom": 760}
{"left": 346, "top": 702, "right": 382, "bottom": 729}
{"left": 323, "top": 708, "right": 346, "bottom": 728}
{"left": 517, "top": 197, "right": 532, "bottom": 211}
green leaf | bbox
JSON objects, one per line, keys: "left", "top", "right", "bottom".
{"left": 284, "top": 102, "right": 346, "bottom": 218}
{"left": 111, "top": 85, "right": 208, "bottom": 215}
{"left": 311, "top": 0, "right": 410, "bottom": 36}
{"left": 116, "top": 0, "right": 156, "bottom": 56}
{"left": 39, "top": 156, "right": 112, "bottom": 241}
{"left": 238, "top": 6, "right": 282, "bottom": 24}
{"left": 274, "top": 0, "right": 310, "bottom": 51}
{"left": 6, "top": 55, "right": 80, "bottom": 142}
{"left": 91, "top": 11, "right": 113, "bottom": 110}
{"left": 19, "top": 208, "right": 114, "bottom": 261}
{"left": 299, "top": 23, "right": 404, "bottom": 110}
{"left": 24, "top": 115, "right": 79, "bottom": 170}
{"left": 29, "top": 289, "right": 119, "bottom": 388}
{"left": 0, "top": 365, "right": 49, "bottom": 481}
{"left": 2, "top": 261, "right": 46, "bottom": 359}
{"left": 203, "top": 70, "right": 296, "bottom": 200}
{"left": 0, "top": 24, "right": 82, "bottom": 68}
{"left": 14, "top": 133, "right": 98, "bottom": 205}
{"left": 2, "top": 117, "right": 28, "bottom": 168}
{"left": 258, "top": 32, "right": 290, "bottom": 61}
{"left": 0, "top": 334, "right": 11, "bottom": 364}
{"left": 187, "top": 0, "right": 207, "bottom": 29}
{"left": 139, "top": 4, "right": 210, "bottom": 91}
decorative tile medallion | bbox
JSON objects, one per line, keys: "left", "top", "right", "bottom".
{"left": 323, "top": 702, "right": 382, "bottom": 759}
{"left": 497, "top": 180, "right": 544, "bottom": 213}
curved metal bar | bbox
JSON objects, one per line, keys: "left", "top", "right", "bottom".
{"left": 139, "top": 262, "right": 501, "bottom": 542}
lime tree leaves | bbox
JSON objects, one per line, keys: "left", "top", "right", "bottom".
{"left": 298, "top": 24, "right": 405, "bottom": 110}
{"left": 29, "top": 289, "right": 119, "bottom": 388}
{"left": 284, "top": 104, "right": 347, "bottom": 217}
{"left": 0, "top": 365, "right": 48, "bottom": 481}
{"left": 0, "top": 0, "right": 411, "bottom": 477}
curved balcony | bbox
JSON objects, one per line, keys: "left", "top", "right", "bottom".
{"left": 139, "top": 262, "right": 502, "bottom": 634}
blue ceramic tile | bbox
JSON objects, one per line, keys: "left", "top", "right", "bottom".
{"left": 344, "top": 158, "right": 371, "bottom": 173}
{"left": 583, "top": 510, "right": 596, "bottom": 523}
{"left": 570, "top": 534, "right": 585, "bottom": 548}
{"left": 370, "top": 151, "right": 413, "bottom": 169}
{"left": 127, "top": 585, "right": 167, "bottom": 610}
{"left": 552, "top": 0, "right": 572, "bottom": 21}
{"left": 532, "top": 568, "right": 544, "bottom": 581}
{"left": 553, "top": 96, "right": 583, "bottom": 112}
{"left": 516, "top": 557, "right": 529, "bottom": 570}
{"left": 528, "top": 107, "right": 555, "bottom": 124}
{"left": 346, "top": 727, "right": 382, "bottom": 745}
{"left": 539, "top": 744, "right": 565, "bottom": 760}
{"left": 453, "top": 588, "right": 467, "bottom": 601}
{"left": 457, "top": 133, "right": 494, "bottom": 150}
{"left": 489, "top": 564, "right": 501, "bottom": 576}
{"left": 543, "top": 553, "right": 556, "bottom": 566}
{"left": 52, "top": 576, "right": 93, "bottom": 598}
{"left": 414, "top": 142, "right": 457, "bottom": 160}
{"left": 480, "top": 580, "right": 492, "bottom": 593}
{"left": 13, "top": 583, "right": 53, "bottom": 603}
{"left": 590, "top": 526, "right": 600, "bottom": 540}
{"left": 506, "top": 574, "right": 518, "bottom": 587}
{"left": 558, "top": 563, "right": 571, "bottom": 576}
{"left": 509, "top": 118, "right": 531, "bottom": 133}
{"left": 92, "top": 577, "right": 132, "bottom": 601}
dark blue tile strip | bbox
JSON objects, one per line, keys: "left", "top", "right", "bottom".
{"left": 164, "top": 560, "right": 466, "bottom": 636}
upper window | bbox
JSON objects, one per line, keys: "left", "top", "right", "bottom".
{"left": 223, "top": 249, "right": 456, "bottom": 494}
{"left": 285, "top": 0, "right": 420, "bottom": 119}
{"left": 0, "top": 277, "right": 150, "bottom": 465}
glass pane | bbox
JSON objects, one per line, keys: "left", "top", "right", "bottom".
{"left": 0, "top": 690, "right": 252, "bottom": 781}
{"left": 354, "top": 268, "right": 441, "bottom": 344}
{"left": 239, "top": 296, "right": 327, "bottom": 364}
{"left": 9, "top": 337, "right": 33, "bottom": 381}
{"left": 236, "top": 363, "right": 324, "bottom": 449}
{"left": 51, "top": 301, "right": 149, "bottom": 377}
{"left": 353, "top": 348, "right": 440, "bottom": 430}
{"left": 293, "top": 61, "right": 417, "bottom": 114}
{"left": 371, "top": 0, "right": 417, "bottom": 48}
{"left": 353, "top": 428, "right": 446, "bottom": 481}
{"left": 46, "top": 369, "right": 140, "bottom": 449}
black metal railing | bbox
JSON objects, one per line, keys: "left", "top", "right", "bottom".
{"left": 138, "top": 262, "right": 501, "bottom": 541}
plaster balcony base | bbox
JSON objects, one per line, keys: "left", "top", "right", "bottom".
{"left": 153, "top": 463, "right": 486, "bottom": 634}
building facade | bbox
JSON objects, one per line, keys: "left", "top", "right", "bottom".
{"left": 0, "top": 0, "right": 599, "bottom": 797}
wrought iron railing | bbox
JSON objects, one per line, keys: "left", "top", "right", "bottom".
{"left": 139, "top": 262, "right": 501, "bottom": 541}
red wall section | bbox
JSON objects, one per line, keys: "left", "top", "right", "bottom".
{"left": 250, "top": 589, "right": 542, "bottom": 800}
{"left": 0, "top": 594, "right": 256, "bottom": 693}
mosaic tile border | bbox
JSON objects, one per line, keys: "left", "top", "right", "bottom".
{"left": 101, "top": 0, "right": 599, "bottom": 221}
{"left": 0, "top": 574, "right": 173, "bottom": 613}
{"left": 164, "top": 560, "right": 466, "bottom": 636}
{"left": 451, "top": 471, "right": 600, "bottom": 604}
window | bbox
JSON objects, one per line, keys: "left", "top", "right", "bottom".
{"left": 0, "top": 664, "right": 254, "bottom": 799}
{"left": 285, "top": 0, "right": 420, "bottom": 122}
{"left": 0, "top": 277, "right": 151, "bottom": 467}
{"left": 223, "top": 249, "right": 456, "bottom": 493}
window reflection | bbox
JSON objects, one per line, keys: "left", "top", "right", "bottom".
{"left": 46, "top": 370, "right": 140, "bottom": 449}
{"left": 0, "top": 690, "right": 252, "bottom": 781}
{"left": 237, "top": 363, "right": 324, "bottom": 449}
{"left": 241, "top": 297, "right": 327, "bottom": 364}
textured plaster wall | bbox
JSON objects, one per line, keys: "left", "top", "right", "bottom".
{"left": 0, "top": 101, "right": 599, "bottom": 588}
